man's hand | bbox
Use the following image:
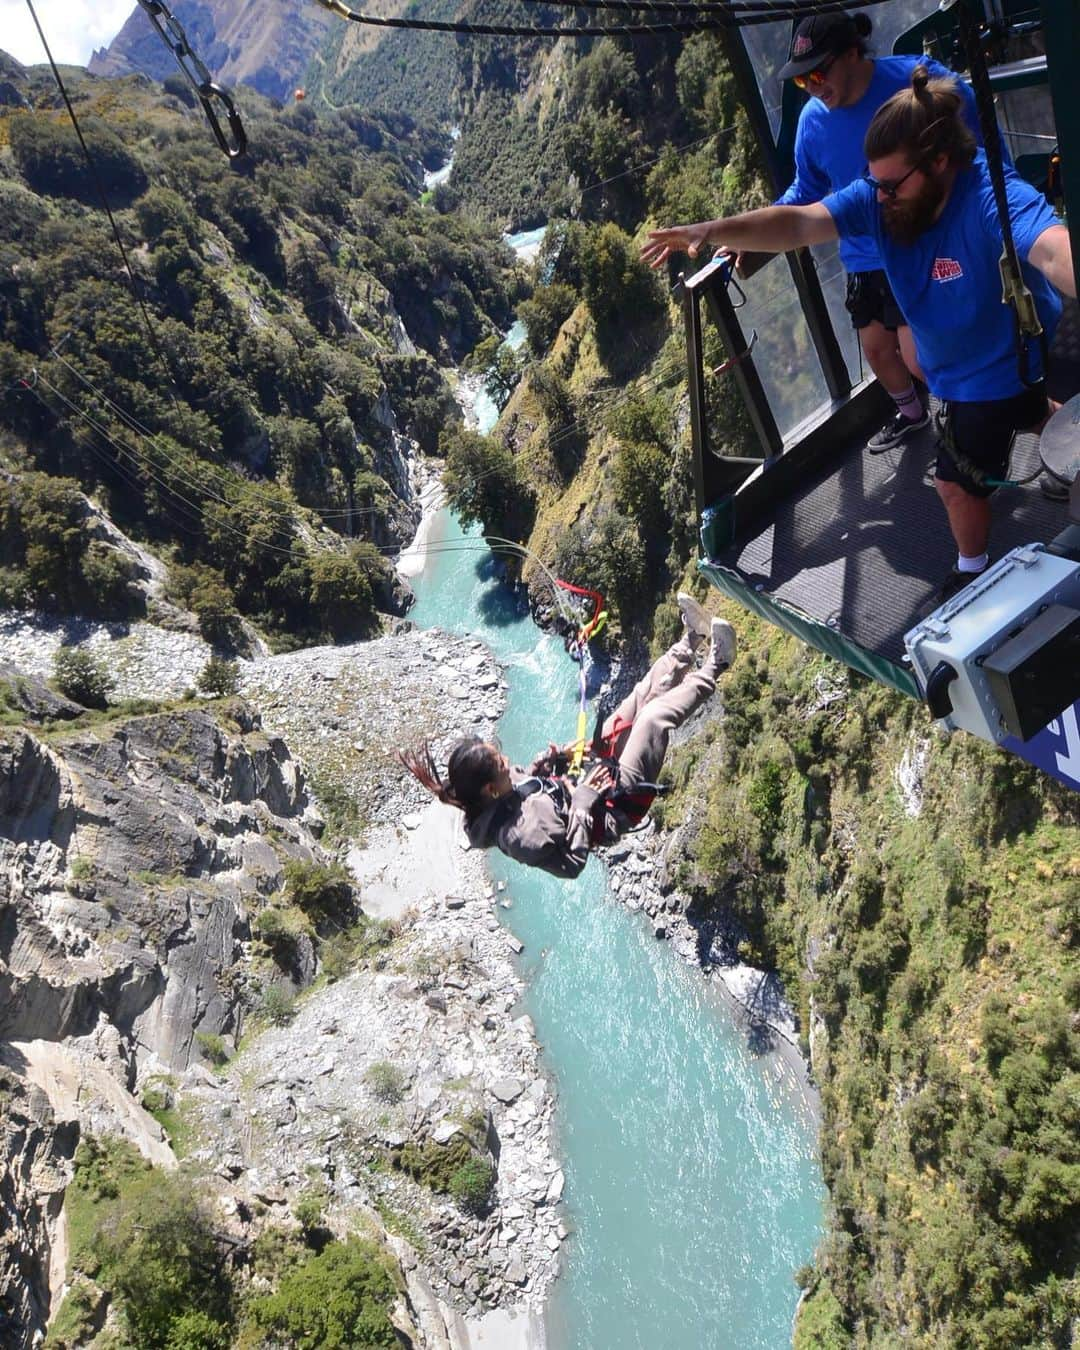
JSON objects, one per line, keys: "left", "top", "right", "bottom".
{"left": 643, "top": 204, "right": 838, "bottom": 270}
{"left": 641, "top": 222, "right": 716, "bottom": 270}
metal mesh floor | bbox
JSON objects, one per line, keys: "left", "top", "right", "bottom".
{"left": 714, "top": 300, "right": 1080, "bottom": 668}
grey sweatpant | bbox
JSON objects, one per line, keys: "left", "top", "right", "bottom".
{"left": 602, "top": 636, "right": 718, "bottom": 790}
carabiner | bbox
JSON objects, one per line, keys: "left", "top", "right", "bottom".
{"left": 713, "top": 330, "right": 758, "bottom": 376}
{"left": 198, "top": 83, "right": 247, "bottom": 159}
{"left": 136, "top": 0, "right": 247, "bottom": 158}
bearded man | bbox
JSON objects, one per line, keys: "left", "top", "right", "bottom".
{"left": 642, "top": 67, "right": 1075, "bottom": 602}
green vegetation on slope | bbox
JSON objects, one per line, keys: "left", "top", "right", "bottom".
{"left": 659, "top": 607, "right": 1080, "bottom": 1347}
{"left": 0, "top": 69, "right": 520, "bottom": 642}
{"left": 443, "top": 32, "right": 767, "bottom": 635}
{"left": 50, "top": 1135, "right": 402, "bottom": 1349}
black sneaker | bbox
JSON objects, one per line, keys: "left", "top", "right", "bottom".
{"left": 916, "top": 564, "right": 987, "bottom": 619}
{"left": 867, "top": 407, "right": 931, "bottom": 454}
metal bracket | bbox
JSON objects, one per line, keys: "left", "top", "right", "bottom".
{"left": 713, "top": 331, "right": 758, "bottom": 377}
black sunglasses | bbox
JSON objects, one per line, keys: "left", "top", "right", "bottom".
{"left": 863, "top": 162, "right": 923, "bottom": 200}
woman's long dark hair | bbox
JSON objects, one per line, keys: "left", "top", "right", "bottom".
{"left": 398, "top": 737, "right": 500, "bottom": 822}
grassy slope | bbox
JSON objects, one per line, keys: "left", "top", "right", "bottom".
{"left": 657, "top": 596, "right": 1080, "bottom": 1347}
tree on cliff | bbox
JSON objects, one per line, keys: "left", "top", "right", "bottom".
{"left": 441, "top": 426, "right": 536, "bottom": 544}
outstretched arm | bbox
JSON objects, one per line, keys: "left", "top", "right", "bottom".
{"left": 1029, "top": 224, "right": 1077, "bottom": 299}
{"left": 641, "top": 202, "right": 839, "bottom": 270}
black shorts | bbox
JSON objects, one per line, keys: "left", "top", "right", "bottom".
{"left": 845, "top": 269, "right": 905, "bottom": 332}
{"left": 935, "top": 386, "right": 1050, "bottom": 498}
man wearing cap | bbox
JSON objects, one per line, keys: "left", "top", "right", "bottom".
{"left": 642, "top": 70, "right": 1075, "bottom": 604}
{"left": 773, "top": 10, "right": 989, "bottom": 453}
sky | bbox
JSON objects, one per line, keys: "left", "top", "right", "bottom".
{"left": 1, "top": 0, "right": 134, "bottom": 68}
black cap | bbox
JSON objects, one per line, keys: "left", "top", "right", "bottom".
{"left": 778, "top": 12, "right": 863, "bottom": 80}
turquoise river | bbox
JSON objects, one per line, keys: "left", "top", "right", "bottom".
{"left": 407, "top": 509, "right": 825, "bottom": 1349}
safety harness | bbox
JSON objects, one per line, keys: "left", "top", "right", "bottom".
{"left": 932, "top": 2, "right": 1053, "bottom": 491}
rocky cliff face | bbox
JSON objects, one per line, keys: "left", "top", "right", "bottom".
{"left": 88, "top": 0, "right": 335, "bottom": 102}
{"left": 0, "top": 1068, "right": 77, "bottom": 1346}
{"left": 0, "top": 686, "right": 331, "bottom": 1341}
{"left": 0, "top": 701, "right": 321, "bottom": 1076}
{"left": 1, "top": 627, "right": 560, "bottom": 1349}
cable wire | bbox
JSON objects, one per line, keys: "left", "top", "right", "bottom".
{"left": 309, "top": 0, "right": 892, "bottom": 39}
{"left": 24, "top": 0, "right": 179, "bottom": 399}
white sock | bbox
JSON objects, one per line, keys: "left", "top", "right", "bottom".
{"left": 892, "top": 384, "right": 924, "bottom": 421}
{"left": 957, "top": 552, "right": 988, "bottom": 573}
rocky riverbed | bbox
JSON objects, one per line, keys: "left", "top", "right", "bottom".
{"left": 1, "top": 520, "right": 813, "bottom": 1347}
{"left": 0, "top": 613, "right": 557, "bottom": 1348}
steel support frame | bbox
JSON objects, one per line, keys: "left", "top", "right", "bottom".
{"left": 681, "top": 262, "right": 774, "bottom": 519}
{"left": 721, "top": 24, "right": 852, "bottom": 401}
{"left": 1040, "top": 0, "right": 1080, "bottom": 302}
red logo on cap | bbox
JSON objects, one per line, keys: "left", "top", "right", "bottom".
{"left": 793, "top": 35, "right": 813, "bottom": 54}
{"left": 930, "top": 257, "right": 964, "bottom": 282}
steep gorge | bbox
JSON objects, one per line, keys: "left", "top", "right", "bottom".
{"left": 4, "top": 11, "right": 1079, "bottom": 1345}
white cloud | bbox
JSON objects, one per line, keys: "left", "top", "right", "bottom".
{"left": 1, "top": 0, "right": 136, "bottom": 68}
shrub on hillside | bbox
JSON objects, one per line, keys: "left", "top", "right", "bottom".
{"left": 9, "top": 115, "right": 147, "bottom": 203}
{"left": 196, "top": 656, "right": 239, "bottom": 698}
{"left": 168, "top": 563, "right": 244, "bottom": 649}
{"left": 306, "top": 550, "right": 376, "bottom": 641}
{"left": 244, "top": 1238, "right": 399, "bottom": 1348}
{"left": 67, "top": 1137, "right": 231, "bottom": 1348}
{"left": 253, "top": 906, "right": 311, "bottom": 949}
{"left": 282, "top": 858, "right": 356, "bottom": 925}
{"left": 53, "top": 646, "right": 113, "bottom": 709}
{"left": 380, "top": 352, "right": 459, "bottom": 456}
{"left": 258, "top": 984, "right": 297, "bottom": 1027}
{"left": 579, "top": 223, "right": 664, "bottom": 345}
{"left": 364, "top": 1060, "right": 407, "bottom": 1104}
{"left": 0, "top": 473, "right": 139, "bottom": 619}
{"left": 441, "top": 427, "right": 535, "bottom": 543}
{"left": 518, "top": 283, "right": 577, "bottom": 357}
{"left": 551, "top": 508, "right": 648, "bottom": 628}
{"left": 194, "top": 1031, "right": 229, "bottom": 1067}
{"left": 448, "top": 1157, "right": 496, "bottom": 1215}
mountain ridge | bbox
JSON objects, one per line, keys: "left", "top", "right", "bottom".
{"left": 88, "top": 0, "right": 336, "bottom": 103}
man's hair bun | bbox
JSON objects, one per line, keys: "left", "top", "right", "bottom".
{"left": 853, "top": 12, "right": 872, "bottom": 37}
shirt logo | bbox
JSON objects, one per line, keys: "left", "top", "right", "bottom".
{"left": 931, "top": 257, "right": 964, "bottom": 282}
{"left": 793, "top": 35, "right": 813, "bottom": 54}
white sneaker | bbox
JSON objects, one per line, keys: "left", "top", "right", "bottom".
{"left": 676, "top": 592, "right": 710, "bottom": 645}
{"left": 708, "top": 617, "right": 737, "bottom": 673}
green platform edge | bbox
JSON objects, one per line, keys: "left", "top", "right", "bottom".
{"left": 699, "top": 559, "right": 923, "bottom": 700}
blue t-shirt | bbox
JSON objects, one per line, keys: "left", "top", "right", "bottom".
{"left": 824, "top": 153, "right": 1062, "bottom": 401}
{"left": 778, "top": 55, "right": 987, "bottom": 273}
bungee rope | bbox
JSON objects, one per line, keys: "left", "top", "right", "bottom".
{"left": 554, "top": 580, "right": 609, "bottom": 778}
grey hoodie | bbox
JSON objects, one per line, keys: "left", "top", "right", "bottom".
{"left": 464, "top": 766, "right": 604, "bottom": 879}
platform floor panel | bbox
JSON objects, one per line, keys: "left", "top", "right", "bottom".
{"left": 710, "top": 299, "right": 1080, "bottom": 668}
{"left": 713, "top": 422, "right": 1072, "bottom": 668}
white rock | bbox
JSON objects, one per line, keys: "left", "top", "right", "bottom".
{"left": 545, "top": 1169, "right": 565, "bottom": 1203}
